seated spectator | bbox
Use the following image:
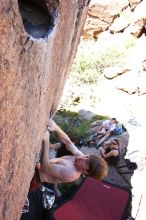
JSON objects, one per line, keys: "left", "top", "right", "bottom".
{"left": 99, "top": 138, "right": 120, "bottom": 166}
{"left": 95, "top": 118, "right": 118, "bottom": 148}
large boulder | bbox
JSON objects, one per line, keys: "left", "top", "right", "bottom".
{"left": 104, "top": 64, "right": 130, "bottom": 79}
{"left": 129, "top": 0, "right": 143, "bottom": 10}
{"left": 83, "top": 0, "right": 145, "bottom": 39}
{"left": 116, "top": 70, "right": 138, "bottom": 94}
{"left": 138, "top": 70, "right": 146, "bottom": 95}
{"left": 0, "top": 0, "right": 90, "bottom": 219}
{"left": 109, "top": 17, "right": 130, "bottom": 33}
{"left": 126, "top": 0, "right": 146, "bottom": 37}
{"left": 83, "top": 0, "right": 129, "bottom": 39}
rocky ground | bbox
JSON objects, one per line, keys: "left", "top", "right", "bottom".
{"left": 55, "top": 36, "right": 146, "bottom": 219}
{"left": 54, "top": 99, "right": 146, "bottom": 219}
{"left": 59, "top": 95, "right": 146, "bottom": 220}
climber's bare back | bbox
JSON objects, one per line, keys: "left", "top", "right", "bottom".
{"left": 39, "top": 155, "right": 81, "bottom": 184}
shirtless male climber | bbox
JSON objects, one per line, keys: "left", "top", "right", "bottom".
{"left": 40, "top": 120, "right": 108, "bottom": 183}
{"left": 21, "top": 120, "right": 107, "bottom": 220}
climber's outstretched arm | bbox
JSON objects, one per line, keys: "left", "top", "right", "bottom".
{"left": 48, "top": 119, "right": 84, "bottom": 156}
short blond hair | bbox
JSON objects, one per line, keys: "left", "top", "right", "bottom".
{"left": 88, "top": 155, "right": 108, "bottom": 180}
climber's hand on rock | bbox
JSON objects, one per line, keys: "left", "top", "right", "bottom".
{"left": 43, "top": 130, "right": 50, "bottom": 143}
{"left": 47, "top": 119, "right": 58, "bottom": 132}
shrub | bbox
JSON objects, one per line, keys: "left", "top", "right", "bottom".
{"left": 52, "top": 110, "right": 109, "bottom": 145}
{"left": 53, "top": 116, "right": 91, "bottom": 144}
{"left": 69, "top": 37, "right": 136, "bottom": 85}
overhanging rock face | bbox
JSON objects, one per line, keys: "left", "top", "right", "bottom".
{"left": 0, "top": 0, "right": 90, "bottom": 219}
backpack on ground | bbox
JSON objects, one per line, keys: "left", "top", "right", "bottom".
{"left": 114, "top": 123, "right": 124, "bottom": 135}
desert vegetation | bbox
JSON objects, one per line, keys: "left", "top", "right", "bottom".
{"left": 53, "top": 35, "right": 136, "bottom": 141}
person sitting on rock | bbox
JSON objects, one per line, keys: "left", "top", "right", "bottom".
{"left": 95, "top": 118, "right": 118, "bottom": 148}
{"left": 21, "top": 120, "right": 108, "bottom": 220}
{"left": 99, "top": 138, "right": 120, "bottom": 166}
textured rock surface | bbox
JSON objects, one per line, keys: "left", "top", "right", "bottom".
{"left": 104, "top": 36, "right": 146, "bottom": 95}
{"left": 0, "top": 0, "right": 90, "bottom": 219}
{"left": 83, "top": 0, "right": 129, "bottom": 39}
{"left": 129, "top": 0, "right": 143, "bottom": 10}
{"left": 83, "top": 0, "right": 146, "bottom": 39}
{"left": 109, "top": 17, "right": 130, "bottom": 33}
